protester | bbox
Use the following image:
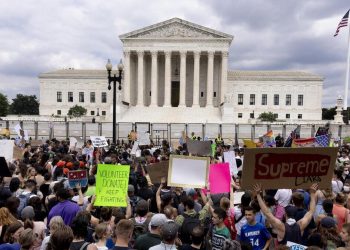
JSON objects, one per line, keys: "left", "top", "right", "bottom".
{"left": 149, "top": 221, "right": 179, "bottom": 250}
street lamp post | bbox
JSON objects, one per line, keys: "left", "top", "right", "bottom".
{"left": 106, "top": 59, "right": 124, "bottom": 144}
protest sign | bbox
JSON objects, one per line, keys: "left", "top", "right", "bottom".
{"left": 30, "top": 140, "right": 42, "bottom": 147}
{"left": 13, "top": 146, "right": 23, "bottom": 160}
{"left": 224, "top": 151, "right": 238, "bottom": 176}
{"left": 209, "top": 163, "right": 231, "bottom": 194}
{"left": 69, "top": 137, "right": 78, "bottom": 149}
{"left": 138, "top": 132, "right": 150, "bottom": 146}
{"left": 0, "top": 140, "right": 14, "bottom": 162}
{"left": 0, "top": 157, "right": 12, "bottom": 177}
{"left": 243, "top": 139, "right": 256, "bottom": 148}
{"left": 233, "top": 191, "right": 245, "bottom": 205}
{"left": 241, "top": 148, "right": 338, "bottom": 190}
{"left": 286, "top": 241, "right": 307, "bottom": 250}
{"left": 147, "top": 161, "right": 169, "bottom": 183}
{"left": 14, "top": 124, "right": 21, "bottom": 137}
{"left": 168, "top": 155, "right": 209, "bottom": 188}
{"left": 90, "top": 136, "right": 108, "bottom": 148}
{"left": 95, "top": 164, "right": 130, "bottom": 207}
{"left": 68, "top": 170, "right": 88, "bottom": 188}
{"left": 131, "top": 142, "right": 139, "bottom": 155}
{"left": 187, "top": 139, "right": 212, "bottom": 156}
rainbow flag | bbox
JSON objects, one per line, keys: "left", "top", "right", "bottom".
{"left": 261, "top": 130, "right": 276, "bottom": 147}
{"left": 292, "top": 137, "right": 316, "bottom": 148}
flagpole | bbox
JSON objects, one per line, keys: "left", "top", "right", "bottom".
{"left": 344, "top": 16, "right": 350, "bottom": 110}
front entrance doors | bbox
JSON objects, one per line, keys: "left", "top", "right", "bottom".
{"left": 171, "top": 81, "right": 180, "bottom": 107}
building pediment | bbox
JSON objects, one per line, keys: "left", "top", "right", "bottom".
{"left": 119, "top": 17, "right": 233, "bottom": 41}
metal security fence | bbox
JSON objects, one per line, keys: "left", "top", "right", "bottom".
{"left": 0, "top": 120, "right": 347, "bottom": 145}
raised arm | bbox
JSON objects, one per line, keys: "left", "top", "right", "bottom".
{"left": 156, "top": 178, "right": 165, "bottom": 212}
{"left": 253, "top": 184, "right": 285, "bottom": 240}
{"left": 298, "top": 183, "right": 318, "bottom": 233}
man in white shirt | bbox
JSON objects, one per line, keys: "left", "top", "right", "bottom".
{"left": 274, "top": 189, "right": 292, "bottom": 208}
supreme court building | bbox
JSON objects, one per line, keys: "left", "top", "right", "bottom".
{"left": 39, "top": 18, "right": 323, "bottom": 123}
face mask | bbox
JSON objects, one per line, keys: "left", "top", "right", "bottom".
{"left": 344, "top": 186, "right": 350, "bottom": 192}
{"left": 344, "top": 171, "right": 349, "bottom": 175}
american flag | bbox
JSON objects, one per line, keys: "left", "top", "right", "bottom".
{"left": 315, "top": 134, "right": 330, "bottom": 147}
{"left": 334, "top": 10, "right": 349, "bottom": 37}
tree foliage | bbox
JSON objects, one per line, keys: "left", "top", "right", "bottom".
{"left": 258, "top": 112, "right": 276, "bottom": 122}
{"left": 0, "top": 93, "right": 9, "bottom": 116}
{"left": 67, "top": 105, "right": 87, "bottom": 118}
{"left": 322, "top": 107, "right": 336, "bottom": 120}
{"left": 9, "top": 94, "right": 39, "bottom": 115}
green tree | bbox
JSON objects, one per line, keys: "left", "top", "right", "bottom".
{"left": 258, "top": 112, "right": 276, "bottom": 122}
{"left": 0, "top": 93, "right": 9, "bottom": 116}
{"left": 67, "top": 105, "right": 87, "bottom": 118}
{"left": 322, "top": 107, "right": 336, "bottom": 120}
{"left": 9, "top": 94, "right": 39, "bottom": 115}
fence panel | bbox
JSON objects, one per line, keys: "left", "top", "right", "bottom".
{"left": 221, "top": 124, "right": 235, "bottom": 144}
{"left": 205, "top": 123, "right": 220, "bottom": 140}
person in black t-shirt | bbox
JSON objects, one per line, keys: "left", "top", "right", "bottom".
{"left": 180, "top": 225, "right": 206, "bottom": 250}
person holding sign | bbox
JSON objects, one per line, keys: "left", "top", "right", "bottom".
{"left": 253, "top": 183, "right": 318, "bottom": 246}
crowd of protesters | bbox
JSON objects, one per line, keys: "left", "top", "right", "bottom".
{"left": 0, "top": 131, "right": 350, "bottom": 250}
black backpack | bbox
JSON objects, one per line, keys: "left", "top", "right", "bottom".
{"left": 180, "top": 213, "right": 201, "bottom": 244}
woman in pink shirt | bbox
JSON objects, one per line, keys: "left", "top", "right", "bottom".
{"left": 332, "top": 193, "right": 350, "bottom": 232}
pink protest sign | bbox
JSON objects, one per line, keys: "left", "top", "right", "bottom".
{"left": 209, "top": 163, "right": 231, "bottom": 194}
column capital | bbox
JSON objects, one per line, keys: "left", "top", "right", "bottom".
{"left": 193, "top": 51, "right": 201, "bottom": 57}
{"left": 136, "top": 50, "right": 144, "bottom": 56}
{"left": 208, "top": 51, "right": 215, "bottom": 57}
{"left": 164, "top": 51, "right": 172, "bottom": 58}
{"left": 150, "top": 50, "right": 158, "bottom": 57}
{"left": 222, "top": 51, "right": 229, "bottom": 58}
{"left": 180, "top": 50, "right": 187, "bottom": 57}
{"left": 123, "top": 50, "right": 131, "bottom": 57}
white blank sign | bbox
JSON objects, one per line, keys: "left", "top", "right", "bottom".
{"left": 168, "top": 155, "right": 209, "bottom": 188}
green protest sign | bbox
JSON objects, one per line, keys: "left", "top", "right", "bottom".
{"left": 95, "top": 164, "right": 130, "bottom": 207}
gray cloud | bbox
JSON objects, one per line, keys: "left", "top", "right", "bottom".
{"left": 0, "top": 0, "right": 348, "bottom": 107}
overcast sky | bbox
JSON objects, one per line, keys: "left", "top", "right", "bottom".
{"left": 0, "top": 0, "right": 349, "bottom": 107}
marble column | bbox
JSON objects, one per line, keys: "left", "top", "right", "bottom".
{"left": 137, "top": 51, "right": 144, "bottom": 106}
{"left": 179, "top": 51, "right": 187, "bottom": 107}
{"left": 220, "top": 51, "right": 229, "bottom": 105}
{"left": 150, "top": 51, "right": 158, "bottom": 107}
{"left": 192, "top": 51, "right": 200, "bottom": 107}
{"left": 164, "top": 51, "right": 171, "bottom": 107}
{"left": 207, "top": 51, "right": 214, "bottom": 107}
{"left": 123, "top": 50, "right": 131, "bottom": 104}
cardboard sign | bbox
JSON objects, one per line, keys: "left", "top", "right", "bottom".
{"left": 30, "top": 140, "right": 42, "bottom": 147}
{"left": 0, "top": 157, "right": 12, "bottom": 177}
{"left": 168, "top": 155, "right": 209, "bottom": 188}
{"left": 187, "top": 140, "right": 212, "bottom": 156}
{"left": 68, "top": 170, "right": 88, "bottom": 188}
{"left": 138, "top": 133, "right": 150, "bottom": 146}
{"left": 13, "top": 146, "right": 23, "bottom": 160}
{"left": 0, "top": 140, "right": 14, "bottom": 162}
{"left": 95, "top": 164, "right": 130, "bottom": 207}
{"left": 90, "top": 136, "right": 108, "bottom": 148}
{"left": 241, "top": 148, "right": 338, "bottom": 190}
{"left": 224, "top": 151, "right": 238, "bottom": 176}
{"left": 147, "top": 161, "right": 169, "bottom": 183}
{"left": 209, "top": 163, "right": 231, "bottom": 194}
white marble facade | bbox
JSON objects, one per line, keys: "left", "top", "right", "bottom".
{"left": 39, "top": 18, "right": 323, "bottom": 123}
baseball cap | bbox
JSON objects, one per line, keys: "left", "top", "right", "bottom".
{"left": 128, "top": 185, "right": 135, "bottom": 192}
{"left": 321, "top": 216, "right": 336, "bottom": 228}
{"left": 21, "top": 206, "right": 35, "bottom": 220}
{"left": 161, "top": 221, "right": 178, "bottom": 241}
{"left": 149, "top": 213, "right": 167, "bottom": 227}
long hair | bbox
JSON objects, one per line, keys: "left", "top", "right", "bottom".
{"left": 0, "top": 207, "right": 17, "bottom": 226}
{"left": 47, "top": 225, "right": 73, "bottom": 250}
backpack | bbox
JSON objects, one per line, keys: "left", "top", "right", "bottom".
{"left": 130, "top": 217, "right": 150, "bottom": 248}
{"left": 17, "top": 192, "right": 32, "bottom": 216}
{"left": 180, "top": 213, "right": 201, "bottom": 244}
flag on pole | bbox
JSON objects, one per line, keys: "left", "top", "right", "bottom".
{"left": 334, "top": 10, "right": 349, "bottom": 37}
{"left": 261, "top": 130, "right": 276, "bottom": 147}
{"left": 292, "top": 137, "right": 316, "bottom": 148}
{"left": 283, "top": 126, "right": 301, "bottom": 147}
{"left": 315, "top": 134, "right": 330, "bottom": 147}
